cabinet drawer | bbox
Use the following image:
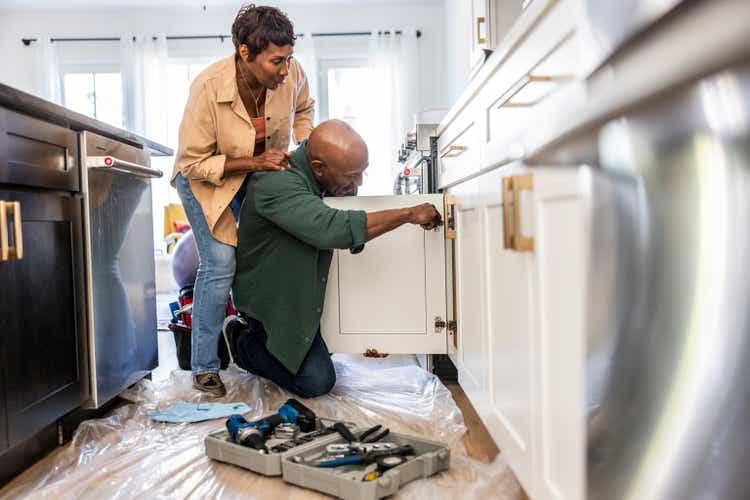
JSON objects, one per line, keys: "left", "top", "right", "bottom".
{"left": 0, "top": 108, "right": 80, "bottom": 192}
{"left": 437, "top": 107, "right": 481, "bottom": 188}
{"left": 481, "top": 0, "right": 581, "bottom": 167}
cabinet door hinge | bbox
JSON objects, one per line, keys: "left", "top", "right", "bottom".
{"left": 435, "top": 317, "right": 457, "bottom": 335}
{"left": 434, "top": 316, "right": 447, "bottom": 333}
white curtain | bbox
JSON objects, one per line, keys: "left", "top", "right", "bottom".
{"left": 294, "top": 32, "right": 319, "bottom": 123}
{"left": 120, "top": 34, "right": 171, "bottom": 253}
{"left": 120, "top": 34, "right": 169, "bottom": 140}
{"left": 363, "top": 28, "right": 419, "bottom": 195}
{"left": 31, "top": 35, "right": 62, "bottom": 104}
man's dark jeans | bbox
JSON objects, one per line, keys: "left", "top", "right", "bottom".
{"left": 235, "top": 318, "right": 336, "bottom": 398}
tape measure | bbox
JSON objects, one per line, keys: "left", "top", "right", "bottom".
{"left": 362, "top": 455, "right": 408, "bottom": 481}
{"left": 377, "top": 455, "right": 407, "bottom": 469}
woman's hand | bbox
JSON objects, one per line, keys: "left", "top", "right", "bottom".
{"left": 249, "top": 148, "right": 291, "bottom": 172}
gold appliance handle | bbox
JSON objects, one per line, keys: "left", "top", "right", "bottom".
{"left": 0, "top": 201, "right": 23, "bottom": 261}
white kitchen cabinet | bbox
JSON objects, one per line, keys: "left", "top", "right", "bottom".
{"left": 451, "top": 175, "right": 490, "bottom": 412}
{"left": 320, "top": 168, "right": 588, "bottom": 500}
{"left": 321, "top": 194, "right": 449, "bottom": 355}
{"left": 479, "top": 164, "right": 536, "bottom": 491}
{"left": 530, "top": 168, "right": 589, "bottom": 500}
{"left": 482, "top": 165, "right": 589, "bottom": 500}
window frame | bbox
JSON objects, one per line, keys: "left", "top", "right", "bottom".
{"left": 60, "top": 63, "right": 123, "bottom": 126}
{"left": 316, "top": 58, "right": 369, "bottom": 122}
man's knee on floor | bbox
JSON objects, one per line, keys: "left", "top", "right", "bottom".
{"left": 293, "top": 366, "right": 336, "bottom": 398}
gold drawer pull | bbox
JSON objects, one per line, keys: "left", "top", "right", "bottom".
{"left": 0, "top": 201, "right": 23, "bottom": 261}
{"left": 440, "top": 145, "right": 468, "bottom": 159}
{"left": 512, "top": 174, "right": 534, "bottom": 252}
{"left": 501, "top": 174, "right": 534, "bottom": 253}
{"left": 477, "top": 17, "right": 486, "bottom": 45}
{"left": 502, "top": 177, "right": 513, "bottom": 249}
{"left": 496, "top": 74, "right": 573, "bottom": 109}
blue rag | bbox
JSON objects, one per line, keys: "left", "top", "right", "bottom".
{"left": 148, "top": 401, "right": 252, "bottom": 423}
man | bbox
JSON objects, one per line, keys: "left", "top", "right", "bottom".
{"left": 223, "top": 119, "right": 442, "bottom": 398}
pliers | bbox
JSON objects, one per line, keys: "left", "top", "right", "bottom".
{"left": 317, "top": 444, "right": 415, "bottom": 468}
{"left": 358, "top": 424, "right": 390, "bottom": 444}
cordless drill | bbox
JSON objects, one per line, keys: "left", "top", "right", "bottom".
{"left": 226, "top": 398, "right": 316, "bottom": 450}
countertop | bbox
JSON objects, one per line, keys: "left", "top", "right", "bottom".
{"left": 0, "top": 83, "right": 173, "bottom": 156}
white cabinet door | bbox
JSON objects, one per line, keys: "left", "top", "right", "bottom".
{"left": 530, "top": 168, "right": 588, "bottom": 500}
{"left": 320, "top": 194, "right": 448, "bottom": 354}
{"left": 480, "top": 165, "right": 535, "bottom": 493}
{"left": 451, "top": 177, "right": 490, "bottom": 410}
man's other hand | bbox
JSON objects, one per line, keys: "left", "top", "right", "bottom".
{"left": 409, "top": 203, "right": 442, "bottom": 230}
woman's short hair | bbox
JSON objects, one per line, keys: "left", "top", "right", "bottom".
{"left": 232, "top": 4, "right": 296, "bottom": 59}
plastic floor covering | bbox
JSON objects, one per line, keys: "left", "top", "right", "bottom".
{"left": 0, "top": 355, "right": 522, "bottom": 500}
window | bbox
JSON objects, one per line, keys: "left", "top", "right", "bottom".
{"left": 165, "top": 62, "right": 210, "bottom": 148}
{"left": 318, "top": 59, "right": 393, "bottom": 196}
{"left": 62, "top": 71, "right": 124, "bottom": 128}
{"left": 149, "top": 61, "right": 211, "bottom": 254}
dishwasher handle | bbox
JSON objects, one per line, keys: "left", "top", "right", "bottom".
{"left": 87, "top": 156, "right": 164, "bottom": 178}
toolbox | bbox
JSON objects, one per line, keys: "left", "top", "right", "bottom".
{"left": 205, "top": 417, "right": 451, "bottom": 499}
{"left": 281, "top": 430, "right": 450, "bottom": 500}
{"left": 205, "top": 418, "right": 355, "bottom": 477}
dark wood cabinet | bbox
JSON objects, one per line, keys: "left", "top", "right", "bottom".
{"left": 0, "top": 188, "right": 88, "bottom": 450}
{"left": 0, "top": 108, "right": 88, "bottom": 479}
{"left": 0, "top": 108, "right": 79, "bottom": 192}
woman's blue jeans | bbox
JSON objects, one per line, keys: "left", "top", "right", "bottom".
{"left": 175, "top": 172, "right": 247, "bottom": 375}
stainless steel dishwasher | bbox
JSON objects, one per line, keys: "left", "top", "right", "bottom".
{"left": 81, "top": 131, "right": 162, "bottom": 408}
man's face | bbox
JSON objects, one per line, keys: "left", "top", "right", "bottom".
{"left": 313, "top": 153, "right": 368, "bottom": 196}
{"left": 242, "top": 42, "right": 293, "bottom": 90}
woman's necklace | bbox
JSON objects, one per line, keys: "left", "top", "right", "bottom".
{"left": 237, "top": 62, "right": 265, "bottom": 117}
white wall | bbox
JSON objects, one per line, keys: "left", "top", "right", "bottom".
{"left": 442, "top": 0, "right": 472, "bottom": 105}
{"left": 0, "top": 1, "right": 450, "bottom": 112}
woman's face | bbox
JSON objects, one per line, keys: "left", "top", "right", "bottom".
{"left": 240, "top": 42, "right": 293, "bottom": 90}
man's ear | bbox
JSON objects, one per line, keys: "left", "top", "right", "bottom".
{"left": 310, "top": 160, "right": 325, "bottom": 177}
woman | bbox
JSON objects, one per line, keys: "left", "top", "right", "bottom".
{"left": 171, "top": 4, "right": 314, "bottom": 396}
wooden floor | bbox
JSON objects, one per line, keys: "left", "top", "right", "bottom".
{"left": 447, "top": 383, "right": 529, "bottom": 500}
{"left": 445, "top": 383, "right": 500, "bottom": 463}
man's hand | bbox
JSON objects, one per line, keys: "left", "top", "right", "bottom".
{"left": 408, "top": 203, "right": 442, "bottom": 230}
{"left": 249, "top": 148, "right": 290, "bottom": 172}
{"left": 363, "top": 348, "right": 389, "bottom": 358}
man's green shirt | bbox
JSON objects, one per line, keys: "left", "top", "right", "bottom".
{"left": 233, "top": 141, "right": 367, "bottom": 374}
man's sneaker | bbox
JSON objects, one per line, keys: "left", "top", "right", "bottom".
{"left": 192, "top": 372, "right": 226, "bottom": 397}
{"left": 222, "top": 314, "right": 247, "bottom": 368}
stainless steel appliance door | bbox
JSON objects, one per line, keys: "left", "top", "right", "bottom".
{"left": 82, "top": 132, "right": 158, "bottom": 408}
{"left": 588, "top": 61, "right": 750, "bottom": 499}
{"left": 580, "top": 0, "right": 688, "bottom": 69}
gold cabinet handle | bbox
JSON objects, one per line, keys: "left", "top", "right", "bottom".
{"left": 444, "top": 195, "right": 457, "bottom": 240}
{"left": 511, "top": 174, "right": 534, "bottom": 252}
{"left": 0, "top": 201, "right": 23, "bottom": 261}
{"left": 440, "top": 145, "right": 468, "bottom": 159}
{"left": 502, "top": 177, "right": 513, "bottom": 249}
{"left": 476, "top": 17, "right": 486, "bottom": 45}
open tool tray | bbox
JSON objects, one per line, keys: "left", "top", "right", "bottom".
{"left": 281, "top": 431, "right": 451, "bottom": 500}
{"left": 204, "top": 419, "right": 358, "bottom": 476}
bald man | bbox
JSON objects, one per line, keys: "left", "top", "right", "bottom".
{"left": 224, "top": 120, "right": 441, "bottom": 398}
